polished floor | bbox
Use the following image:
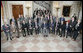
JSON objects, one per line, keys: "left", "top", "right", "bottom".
{"left": 1, "top": 32, "right": 82, "bottom": 52}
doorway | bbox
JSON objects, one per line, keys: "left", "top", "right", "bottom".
{"left": 12, "top": 5, "right": 23, "bottom": 20}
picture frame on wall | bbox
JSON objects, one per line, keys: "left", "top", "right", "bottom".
{"left": 62, "top": 6, "right": 71, "bottom": 17}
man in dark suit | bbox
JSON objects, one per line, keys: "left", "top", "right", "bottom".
{"left": 59, "top": 15, "right": 65, "bottom": 23}
{"left": 2, "top": 22, "right": 12, "bottom": 40}
{"left": 73, "top": 19, "right": 81, "bottom": 41}
{"left": 65, "top": 21, "right": 71, "bottom": 38}
{"left": 38, "top": 15, "right": 41, "bottom": 33}
{"left": 28, "top": 19, "right": 33, "bottom": 35}
{"left": 55, "top": 19, "right": 58, "bottom": 35}
{"left": 50, "top": 20, "right": 55, "bottom": 34}
{"left": 53, "top": 16, "right": 56, "bottom": 24}
{"left": 69, "top": 17, "right": 77, "bottom": 38}
{"left": 60, "top": 21, "right": 66, "bottom": 37}
{"left": 34, "top": 20, "right": 39, "bottom": 34}
{"left": 22, "top": 20, "right": 27, "bottom": 37}
{"left": 55, "top": 19, "right": 61, "bottom": 36}
{"left": 46, "top": 15, "right": 50, "bottom": 33}
{"left": 72, "top": 13, "right": 77, "bottom": 21}
{"left": 26, "top": 21, "right": 29, "bottom": 35}
{"left": 34, "top": 15, "right": 39, "bottom": 22}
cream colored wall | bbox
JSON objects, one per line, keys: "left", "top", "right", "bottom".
{"left": 79, "top": 7, "right": 82, "bottom": 20}
{"left": 2, "top": 1, "right": 33, "bottom": 24}
{"left": 7, "top": 1, "right": 28, "bottom": 19}
{"left": 52, "top": 1, "right": 82, "bottom": 21}
{"left": 33, "top": 2, "right": 46, "bottom": 12}
{"left": 25, "top": 1, "right": 33, "bottom": 17}
{"left": 2, "top": 1, "right": 9, "bottom": 24}
{"left": 2, "top": 1, "right": 82, "bottom": 25}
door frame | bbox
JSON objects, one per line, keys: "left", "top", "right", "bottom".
{"left": 7, "top": 3, "right": 24, "bottom": 20}
{"left": 12, "top": 5, "right": 24, "bottom": 20}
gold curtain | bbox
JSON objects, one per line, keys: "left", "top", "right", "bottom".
{"left": 1, "top": 2, "right": 4, "bottom": 22}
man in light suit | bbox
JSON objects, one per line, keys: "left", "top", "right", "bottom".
{"left": 42, "top": 21, "right": 48, "bottom": 37}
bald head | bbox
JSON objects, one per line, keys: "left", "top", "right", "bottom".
{"left": 78, "top": 19, "right": 80, "bottom": 23}
{"left": 29, "top": 19, "right": 31, "bottom": 23}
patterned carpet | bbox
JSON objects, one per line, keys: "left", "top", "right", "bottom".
{"left": 1, "top": 32, "right": 82, "bottom": 52}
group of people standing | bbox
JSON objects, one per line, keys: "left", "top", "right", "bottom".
{"left": 2, "top": 9, "right": 82, "bottom": 41}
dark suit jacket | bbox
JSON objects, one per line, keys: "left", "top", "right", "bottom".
{"left": 59, "top": 17, "right": 65, "bottom": 22}
{"left": 37, "top": 17, "right": 39, "bottom": 23}
{"left": 61, "top": 23, "right": 66, "bottom": 31}
{"left": 41, "top": 23, "right": 47, "bottom": 29}
{"left": 22, "top": 23, "right": 27, "bottom": 30}
{"left": 69, "top": 20, "right": 77, "bottom": 31}
{"left": 74, "top": 23, "right": 81, "bottom": 31}
{"left": 2, "top": 24, "right": 10, "bottom": 33}
{"left": 50, "top": 22, "right": 55, "bottom": 29}
{"left": 65, "top": 24, "right": 71, "bottom": 32}
{"left": 57, "top": 22, "right": 61, "bottom": 29}
{"left": 28, "top": 22, "right": 33, "bottom": 29}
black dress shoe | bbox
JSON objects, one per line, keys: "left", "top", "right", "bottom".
{"left": 66, "top": 36, "right": 68, "bottom": 38}
{"left": 23, "top": 35, "right": 25, "bottom": 37}
{"left": 25, "top": 35, "right": 26, "bottom": 37}
{"left": 7, "top": 38, "right": 8, "bottom": 41}
{"left": 17, "top": 36, "right": 19, "bottom": 38}
{"left": 46, "top": 35, "right": 48, "bottom": 37}
{"left": 73, "top": 39, "right": 76, "bottom": 41}
{"left": 44, "top": 35, "right": 45, "bottom": 37}
{"left": 12, "top": 37, "right": 14, "bottom": 38}
{"left": 10, "top": 38, "right": 12, "bottom": 40}
{"left": 60, "top": 35, "right": 62, "bottom": 37}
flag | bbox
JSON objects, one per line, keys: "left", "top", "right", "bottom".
{"left": 1, "top": 1, "right": 3, "bottom": 8}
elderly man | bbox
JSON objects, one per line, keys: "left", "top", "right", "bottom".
{"left": 2, "top": 20, "right": 12, "bottom": 40}
{"left": 65, "top": 21, "right": 71, "bottom": 38}
{"left": 69, "top": 17, "right": 77, "bottom": 38}
{"left": 28, "top": 19, "right": 33, "bottom": 35}
{"left": 22, "top": 20, "right": 27, "bottom": 37}
{"left": 59, "top": 15, "right": 65, "bottom": 22}
{"left": 42, "top": 21, "right": 48, "bottom": 37}
{"left": 73, "top": 19, "right": 81, "bottom": 41}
